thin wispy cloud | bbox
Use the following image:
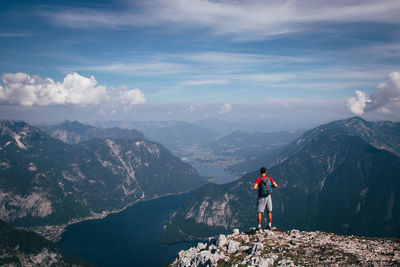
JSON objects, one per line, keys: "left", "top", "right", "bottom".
{"left": 179, "top": 52, "right": 312, "bottom": 64}
{"left": 0, "top": 33, "right": 32, "bottom": 37}
{"left": 72, "top": 51, "right": 313, "bottom": 79}
{"left": 181, "top": 79, "right": 229, "bottom": 86}
{"left": 178, "top": 67, "right": 388, "bottom": 90}
{"left": 41, "top": 0, "right": 400, "bottom": 40}
{"left": 359, "top": 42, "right": 400, "bottom": 59}
{"left": 81, "top": 62, "right": 185, "bottom": 75}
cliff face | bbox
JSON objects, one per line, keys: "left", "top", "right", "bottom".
{"left": 171, "top": 228, "right": 400, "bottom": 267}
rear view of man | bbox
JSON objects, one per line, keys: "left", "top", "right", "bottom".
{"left": 253, "top": 167, "right": 278, "bottom": 230}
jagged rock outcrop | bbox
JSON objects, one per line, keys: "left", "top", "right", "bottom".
{"left": 171, "top": 228, "right": 400, "bottom": 267}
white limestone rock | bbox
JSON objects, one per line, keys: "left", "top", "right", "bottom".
{"left": 240, "top": 234, "right": 250, "bottom": 243}
{"left": 232, "top": 228, "right": 240, "bottom": 235}
{"left": 276, "top": 258, "right": 296, "bottom": 267}
{"left": 216, "top": 234, "right": 227, "bottom": 249}
{"left": 197, "top": 242, "right": 206, "bottom": 250}
{"left": 250, "top": 242, "right": 264, "bottom": 257}
{"left": 195, "top": 250, "right": 220, "bottom": 267}
{"left": 227, "top": 240, "right": 240, "bottom": 254}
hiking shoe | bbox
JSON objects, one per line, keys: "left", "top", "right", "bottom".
{"left": 266, "top": 225, "right": 272, "bottom": 230}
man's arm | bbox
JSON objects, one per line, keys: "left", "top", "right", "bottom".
{"left": 253, "top": 178, "right": 260, "bottom": 190}
{"left": 269, "top": 177, "right": 278, "bottom": 188}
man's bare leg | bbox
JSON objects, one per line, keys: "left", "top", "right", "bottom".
{"left": 267, "top": 211, "right": 272, "bottom": 229}
{"left": 257, "top": 212, "right": 263, "bottom": 229}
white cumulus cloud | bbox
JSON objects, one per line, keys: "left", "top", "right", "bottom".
{"left": 120, "top": 88, "right": 146, "bottom": 105}
{"left": 218, "top": 103, "right": 232, "bottom": 115}
{"left": 0, "top": 72, "right": 146, "bottom": 108}
{"left": 347, "top": 90, "right": 371, "bottom": 115}
{"left": 347, "top": 71, "right": 400, "bottom": 115}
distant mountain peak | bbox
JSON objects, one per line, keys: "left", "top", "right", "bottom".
{"left": 1, "top": 119, "right": 29, "bottom": 128}
{"left": 342, "top": 116, "right": 365, "bottom": 122}
{"left": 59, "top": 120, "right": 94, "bottom": 132}
{"left": 1, "top": 119, "right": 49, "bottom": 150}
{"left": 337, "top": 116, "right": 368, "bottom": 128}
{"left": 291, "top": 117, "right": 400, "bottom": 157}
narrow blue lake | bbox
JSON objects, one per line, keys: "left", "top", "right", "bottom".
{"left": 57, "top": 193, "right": 195, "bottom": 267}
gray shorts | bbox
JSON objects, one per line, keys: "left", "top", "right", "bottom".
{"left": 257, "top": 195, "right": 272, "bottom": 213}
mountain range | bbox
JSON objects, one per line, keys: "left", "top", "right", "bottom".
{"left": 159, "top": 117, "right": 400, "bottom": 242}
{"left": 93, "top": 120, "right": 220, "bottom": 152}
{"left": 90, "top": 120, "right": 303, "bottom": 184}
{"left": 234, "top": 116, "right": 400, "bottom": 173}
{"left": 0, "top": 120, "right": 205, "bottom": 240}
{"left": 40, "top": 120, "right": 146, "bottom": 145}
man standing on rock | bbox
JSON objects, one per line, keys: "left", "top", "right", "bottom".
{"left": 253, "top": 167, "right": 278, "bottom": 230}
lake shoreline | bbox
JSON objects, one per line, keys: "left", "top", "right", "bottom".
{"left": 56, "top": 192, "right": 199, "bottom": 267}
{"left": 23, "top": 189, "right": 197, "bottom": 243}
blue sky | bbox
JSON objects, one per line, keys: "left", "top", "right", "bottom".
{"left": 0, "top": 0, "right": 399, "bottom": 127}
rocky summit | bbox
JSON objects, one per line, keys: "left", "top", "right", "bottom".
{"left": 171, "top": 228, "right": 400, "bottom": 267}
